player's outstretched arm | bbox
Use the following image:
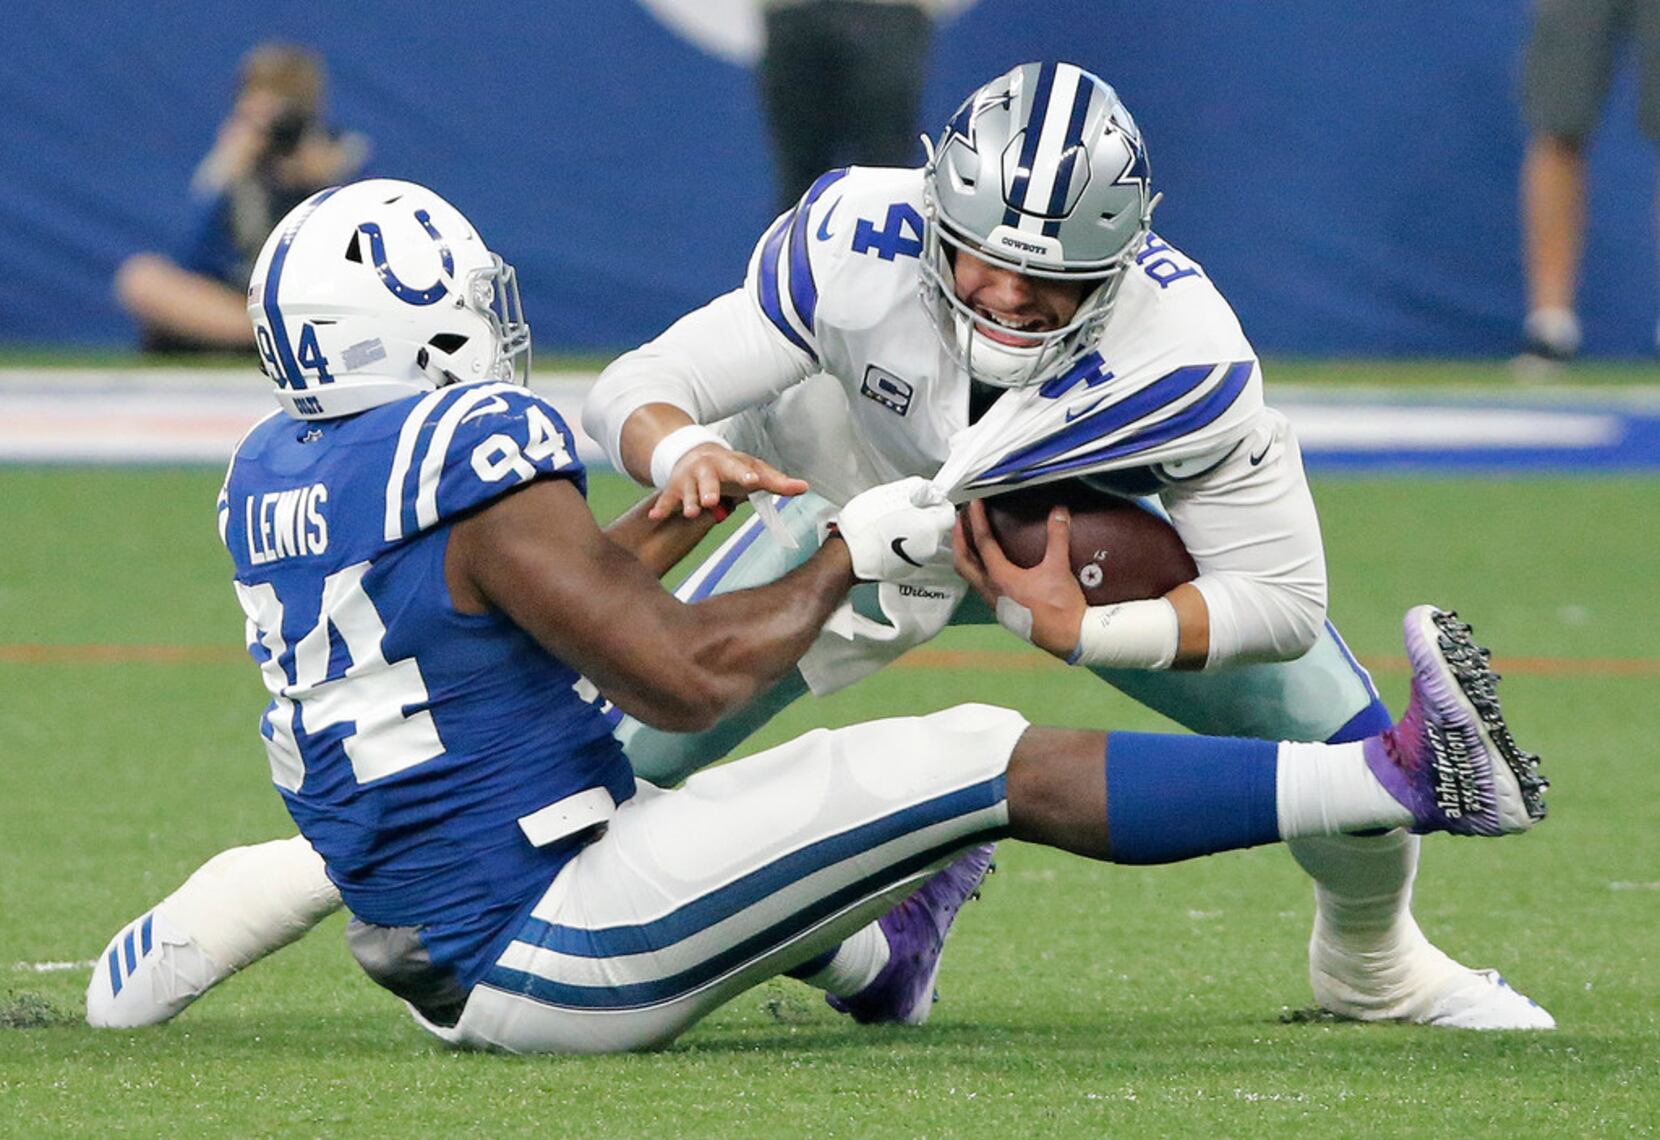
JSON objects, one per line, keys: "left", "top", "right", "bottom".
{"left": 617, "top": 402, "right": 808, "bottom": 522}
{"left": 601, "top": 489, "right": 732, "bottom": 579}
{"left": 447, "top": 478, "right": 855, "bottom": 733}
{"left": 583, "top": 289, "right": 818, "bottom": 518}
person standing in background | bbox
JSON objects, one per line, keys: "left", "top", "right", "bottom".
{"left": 115, "top": 43, "right": 368, "bottom": 352}
{"left": 758, "top": 0, "right": 974, "bottom": 210}
{"left": 1519, "top": 0, "right": 1660, "bottom": 366}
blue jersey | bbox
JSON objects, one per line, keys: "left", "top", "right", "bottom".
{"left": 220, "top": 382, "right": 635, "bottom": 986}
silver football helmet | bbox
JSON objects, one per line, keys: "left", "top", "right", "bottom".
{"left": 246, "top": 178, "right": 530, "bottom": 420}
{"left": 920, "top": 62, "right": 1157, "bottom": 388}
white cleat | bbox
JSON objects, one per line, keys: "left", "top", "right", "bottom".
{"left": 1310, "top": 925, "right": 1555, "bottom": 1031}
{"left": 85, "top": 909, "right": 227, "bottom": 1029}
{"left": 1414, "top": 967, "right": 1556, "bottom": 1030}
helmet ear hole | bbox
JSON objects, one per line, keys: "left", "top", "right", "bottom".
{"left": 344, "top": 231, "right": 364, "bottom": 263}
{"left": 427, "top": 333, "right": 469, "bottom": 354}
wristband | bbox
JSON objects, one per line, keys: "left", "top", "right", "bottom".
{"left": 1065, "top": 598, "right": 1180, "bottom": 670}
{"left": 649, "top": 425, "right": 730, "bottom": 490}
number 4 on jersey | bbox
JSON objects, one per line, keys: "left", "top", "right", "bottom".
{"left": 852, "top": 203, "right": 924, "bottom": 261}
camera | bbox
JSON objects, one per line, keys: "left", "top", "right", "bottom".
{"left": 265, "top": 105, "right": 312, "bottom": 159}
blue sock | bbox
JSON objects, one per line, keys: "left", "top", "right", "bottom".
{"left": 1326, "top": 694, "right": 1392, "bottom": 744}
{"left": 1105, "top": 732, "right": 1281, "bottom": 864}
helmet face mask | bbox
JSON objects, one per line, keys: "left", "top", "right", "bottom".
{"left": 247, "top": 179, "right": 530, "bottom": 420}
{"left": 421, "top": 255, "right": 531, "bottom": 388}
{"left": 919, "top": 62, "right": 1157, "bottom": 389}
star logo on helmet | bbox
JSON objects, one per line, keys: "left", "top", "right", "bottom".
{"left": 945, "top": 88, "right": 1013, "bottom": 152}
{"left": 1111, "top": 132, "right": 1150, "bottom": 192}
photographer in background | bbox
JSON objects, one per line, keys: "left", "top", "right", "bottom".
{"left": 115, "top": 43, "right": 368, "bottom": 352}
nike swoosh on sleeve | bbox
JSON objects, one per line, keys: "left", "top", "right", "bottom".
{"left": 1065, "top": 396, "right": 1109, "bottom": 423}
{"left": 460, "top": 395, "right": 510, "bottom": 424}
{"left": 816, "top": 199, "right": 841, "bottom": 242}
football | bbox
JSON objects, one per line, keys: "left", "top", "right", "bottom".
{"left": 977, "top": 479, "right": 1197, "bottom": 605}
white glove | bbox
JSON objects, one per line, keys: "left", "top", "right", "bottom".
{"left": 833, "top": 476, "right": 957, "bottom": 582}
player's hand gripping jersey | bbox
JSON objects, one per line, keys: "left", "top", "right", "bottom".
{"left": 220, "top": 384, "right": 633, "bottom": 986}
{"left": 588, "top": 166, "right": 1327, "bottom": 667}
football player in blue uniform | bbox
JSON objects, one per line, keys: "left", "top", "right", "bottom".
{"left": 86, "top": 177, "right": 1548, "bottom": 1051}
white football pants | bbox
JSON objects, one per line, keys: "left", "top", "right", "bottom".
{"left": 411, "top": 704, "right": 1025, "bottom": 1053}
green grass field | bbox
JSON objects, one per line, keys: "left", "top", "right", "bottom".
{"left": 2, "top": 458, "right": 1658, "bottom": 1136}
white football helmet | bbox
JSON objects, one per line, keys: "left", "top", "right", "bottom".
{"left": 920, "top": 62, "right": 1157, "bottom": 389}
{"left": 246, "top": 178, "right": 529, "bottom": 420}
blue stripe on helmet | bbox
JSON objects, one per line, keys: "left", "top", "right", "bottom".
{"left": 786, "top": 168, "right": 848, "bottom": 336}
{"left": 140, "top": 913, "right": 153, "bottom": 956}
{"left": 106, "top": 948, "right": 123, "bottom": 996}
{"left": 1042, "top": 77, "right": 1098, "bottom": 238}
{"left": 979, "top": 361, "right": 1254, "bottom": 485}
{"left": 261, "top": 186, "right": 340, "bottom": 391}
{"left": 122, "top": 927, "right": 137, "bottom": 974}
{"left": 1002, "top": 61, "right": 1058, "bottom": 228}
{"left": 756, "top": 211, "right": 815, "bottom": 358}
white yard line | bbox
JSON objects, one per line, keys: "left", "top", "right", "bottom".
{"left": 11, "top": 959, "right": 96, "bottom": 973}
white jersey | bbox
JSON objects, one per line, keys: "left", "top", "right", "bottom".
{"left": 731, "top": 167, "right": 1261, "bottom": 503}
{"left": 587, "top": 166, "right": 1327, "bottom": 667}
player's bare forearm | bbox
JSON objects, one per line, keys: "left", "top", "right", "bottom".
{"left": 602, "top": 491, "right": 727, "bottom": 579}
{"left": 675, "top": 537, "right": 855, "bottom": 712}
{"left": 587, "top": 536, "right": 853, "bottom": 729}
{"left": 617, "top": 402, "right": 694, "bottom": 485}
{"left": 449, "top": 478, "right": 853, "bottom": 732}
{"left": 616, "top": 403, "right": 810, "bottom": 521}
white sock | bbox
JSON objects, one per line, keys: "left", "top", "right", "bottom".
{"left": 160, "top": 836, "right": 343, "bottom": 972}
{"left": 1275, "top": 741, "right": 1413, "bottom": 840}
{"left": 795, "top": 923, "right": 890, "bottom": 998}
{"left": 1524, "top": 307, "right": 1581, "bottom": 355}
{"left": 1291, "top": 829, "right": 1421, "bottom": 948}
{"left": 1289, "top": 830, "right": 1466, "bottom": 1015}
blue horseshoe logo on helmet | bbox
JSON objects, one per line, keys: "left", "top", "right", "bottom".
{"left": 358, "top": 209, "right": 454, "bottom": 306}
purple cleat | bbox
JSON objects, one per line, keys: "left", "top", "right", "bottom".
{"left": 827, "top": 843, "right": 996, "bottom": 1025}
{"left": 1364, "top": 606, "right": 1549, "bottom": 837}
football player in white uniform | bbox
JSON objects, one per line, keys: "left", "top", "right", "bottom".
{"left": 579, "top": 61, "right": 1555, "bottom": 1030}
{"left": 84, "top": 177, "right": 1549, "bottom": 1053}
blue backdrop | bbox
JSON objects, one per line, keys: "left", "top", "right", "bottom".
{"left": 3, "top": 1, "right": 1656, "bottom": 356}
